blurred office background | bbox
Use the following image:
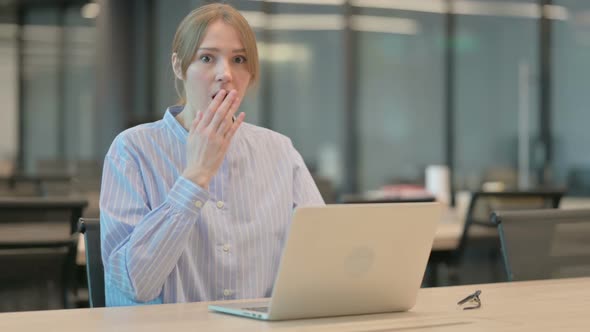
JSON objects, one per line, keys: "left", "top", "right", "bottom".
{"left": 1, "top": 0, "right": 590, "bottom": 311}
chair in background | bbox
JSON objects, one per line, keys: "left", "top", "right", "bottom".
{"left": 567, "top": 167, "right": 590, "bottom": 196}
{"left": 426, "top": 190, "right": 564, "bottom": 286}
{"left": 78, "top": 218, "right": 105, "bottom": 308}
{"left": 491, "top": 208, "right": 590, "bottom": 281}
{"left": 0, "top": 197, "right": 87, "bottom": 311}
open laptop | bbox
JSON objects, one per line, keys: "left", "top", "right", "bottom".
{"left": 208, "top": 202, "right": 442, "bottom": 321}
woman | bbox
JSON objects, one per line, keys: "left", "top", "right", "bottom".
{"left": 100, "top": 3, "right": 324, "bottom": 307}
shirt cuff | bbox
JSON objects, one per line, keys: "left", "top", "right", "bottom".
{"left": 167, "top": 176, "right": 210, "bottom": 216}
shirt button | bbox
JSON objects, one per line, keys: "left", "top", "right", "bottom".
{"left": 222, "top": 244, "right": 230, "bottom": 252}
{"left": 216, "top": 201, "right": 224, "bottom": 209}
{"left": 223, "top": 289, "right": 232, "bottom": 297}
{"left": 194, "top": 200, "right": 203, "bottom": 208}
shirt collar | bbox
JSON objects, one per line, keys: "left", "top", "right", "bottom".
{"left": 163, "top": 105, "right": 188, "bottom": 143}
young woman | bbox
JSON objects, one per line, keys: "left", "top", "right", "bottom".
{"left": 100, "top": 3, "right": 324, "bottom": 306}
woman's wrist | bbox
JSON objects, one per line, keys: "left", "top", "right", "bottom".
{"left": 182, "top": 171, "right": 210, "bottom": 190}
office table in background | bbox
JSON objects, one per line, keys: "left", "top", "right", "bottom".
{"left": 0, "top": 174, "right": 73, "bottom": 197}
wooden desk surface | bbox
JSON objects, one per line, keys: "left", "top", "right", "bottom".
{"left": 0, "top": 222, "right": 70, "bottom": 244}
{"left": 1, "top": 277, "right": 588, "bottom": 331}
{"left": 0, "top": 196, "right": 87, "bottom": 208}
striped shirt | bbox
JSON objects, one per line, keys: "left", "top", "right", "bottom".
{"left": 100, "top": 106, "right": 324, "bottom": 306}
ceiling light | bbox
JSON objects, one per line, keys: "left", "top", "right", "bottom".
{"left": 81, "top": 3, "right": 100, "bottom": 19}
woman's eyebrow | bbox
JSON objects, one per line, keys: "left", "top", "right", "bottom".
{"left": 198, "top": 47, "right": 246, "bottom": 53}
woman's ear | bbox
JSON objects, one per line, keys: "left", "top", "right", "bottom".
{"left": 171, "top": 53, "right": 184, "bottom": 80}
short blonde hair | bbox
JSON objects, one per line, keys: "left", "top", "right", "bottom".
{"left": 172, "top": 3, "right": 259, "bottom": 105}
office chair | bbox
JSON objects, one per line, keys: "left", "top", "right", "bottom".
{"left": 492, "top": 208, "right": 590, "bottom": 281}
{"left": 567, "top": 168, "right": 590, "bottom": 196}
{"left": 427, "top": 190, "right": 564, "bottom": 286}
{"left": 78, "top": 218, "right": 105, "bottom": 308}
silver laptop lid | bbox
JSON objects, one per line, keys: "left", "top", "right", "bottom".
{"left": 267, "top": 202, "right": 442, "bottom": 320}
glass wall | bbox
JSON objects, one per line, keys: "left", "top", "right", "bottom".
{"left": 186, "top": 0, "right": 585, "bottom": 196}
{"left": 17, "top": 4, "right": 97, "bottom": 173}
{"left": 63, "top": 4, "right": 97, "bottom": 161}
{"left": 454, "top": 0, "right": 540, "bottom": 190}
{"left": 7, "top": 0, "right": 590, "bottom": 199}
{"left": 22, "top": 7, "right": 61, "bottom": 173}
{"left": 263, "top": 3, "right": 346, "bottom": 189}
{"left": 553, "top": 0, "right": 590, "bottom": 193}
{"left": 356, "top": 5, "right": 445, "bottom": 191}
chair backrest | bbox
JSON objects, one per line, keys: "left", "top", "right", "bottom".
{"left": 78, "top": 218, "right": 105, "bottom": 308}
{"left": 455, "top": 191, "right": 564, "bottom": 260}
{"left": 492, "top": 208, "right": 590, "bottom": 281}
{"left": 567, "top": 168, "right": 590, "bottom": 196}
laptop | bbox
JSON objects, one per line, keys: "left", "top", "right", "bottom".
{"left": 208, "top": 202, "right": 442, "bottom": 321}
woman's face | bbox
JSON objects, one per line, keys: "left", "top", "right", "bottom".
{"left": 175, "top": 20, "right": 252, "bottom": 113}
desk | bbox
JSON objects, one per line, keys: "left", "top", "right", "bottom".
{"left": 0, "top": 174, "right": 73, "bottom": 196}
{"left": 0, "top": 197, "right": 88, "bottom": 236}
{"left": 0, "top": 222, "right": 72, "bottom": 248}
{"left": 1, "top": 277, "right": 588, "bottom": 331}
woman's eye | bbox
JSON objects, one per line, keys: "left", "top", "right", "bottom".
{"left": 200, "top": 55, "right": 212, "bottom": 63}
{"left": 234, "top": 56, "right": 247, "bottom": 64}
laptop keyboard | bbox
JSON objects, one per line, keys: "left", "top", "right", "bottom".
{"left": 243, "top": 306, "right": 269, "bottom": 313}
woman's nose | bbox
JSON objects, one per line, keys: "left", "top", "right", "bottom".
{"left": 215, "top": 60, "right": 232, "bottom": 83}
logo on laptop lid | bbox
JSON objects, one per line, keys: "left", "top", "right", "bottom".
{"left": 344, "top": 246, "right": 375, "bottom": 277}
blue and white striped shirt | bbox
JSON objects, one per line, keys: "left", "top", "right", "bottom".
{"left": 100, "top": 106, "right": 324, "bottom": 306}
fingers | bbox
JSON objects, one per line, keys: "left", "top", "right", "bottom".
{"left": 216, "top": 95, "right": 241, "bottom": 136}
{"left": 224, "top": 112, "right": 245, "bottom": 141}
{"left": 209, "top": 90, "right": 238, "bottom": 132}
{"left": 197, "top": 90, "right": 227, "bottom": 130}
{"left": 192, "top": 89, "right": 243, "bottom": 145}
